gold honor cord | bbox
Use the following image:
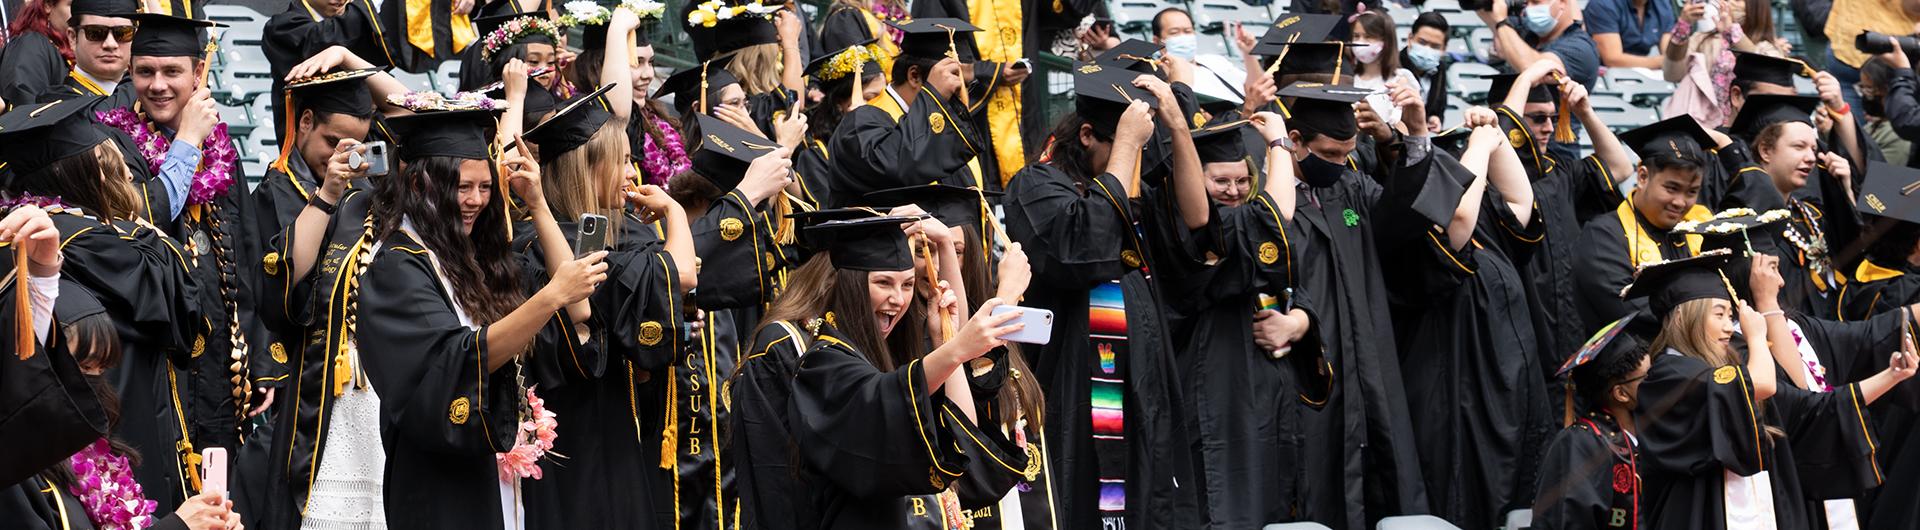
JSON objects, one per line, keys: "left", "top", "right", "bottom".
{"left": 13, "top": 246, "right": 30, "bottom": 360}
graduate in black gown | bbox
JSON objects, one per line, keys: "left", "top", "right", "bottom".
{"left": 795, "top": 41, "right": 888, "bottom": 209}
{"left": 118, "top": 13, "right": 259, "bottom": 464}
{"left": 262, "top": 0, "right": 396, "bottom": 129}
{"left": 1722, "top": 95, "right": 1865, "bottom": 318}
{"left": 1153, "top": 117, "right": 1330, "bottom": 528}
{"left": 1532, "top": 318, "right": 1650, "bottom": 530}
{"left": 513, "top": 82, "right": 697, "bottom": 530}
{"left": 1627, "top": 250, "right": 1912, "bottom": 529}
{"left": 0, "top": 96, "right": 207, "bottom": 512}
{"left": 1836, "top": 170, "right": 1920, "bottom": 321}
{"left": 779, "top": 215, "right": 1031, "bottom": 529}
{"left": 376, "top": 0, "right": 479, "bottom": 72}
{"left": 1003, "top": 64, "right": 1210, "bottom": 530}
{"left": 1574, "top": 118, "right": 1724, "bottom": 333}
{"left": 0, "top": 0, "right": 78, "bottom": 106}
{"left": 1484, "top": 64, "right": 1634, "bottom": 370}
{"left": 826, "top": 19, "right": 989, "bottom": 203}
{"left": 0, "top": 204, "right": 101, "bottom": 489}
{"left": 352, "top": 101, "right": 604, "bottom": 529}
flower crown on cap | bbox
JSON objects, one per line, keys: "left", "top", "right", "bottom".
{"left": 559, "top": 0, "right": 667, "bottom": 25}
{"left": 388, "top": 90, "right": 507, "bottom": 112}
{"left": 816, "top": 44, "right": 877, "bottom": 82}
{"left": 480, "top": 16, "right": 562, "bottom": 61}
{"left": 686, "top": 0, "right": 781, "bottom": 28}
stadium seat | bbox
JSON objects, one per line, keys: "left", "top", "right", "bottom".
{"left": 1503, "top": 509, "right": 1532, "bottom": 530}
{"left": 1264, "top": 523, "right": 1334, "bottom": 530}
{"left": 1447, "top": 61, "right": 1499, "bottom": 104}
{"left": 1377, "top": 515, "right": 1463, "bottom": 530}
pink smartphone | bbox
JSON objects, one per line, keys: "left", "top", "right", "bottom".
{"left": 201, "top": 447, "right": 228, "bottom": 496}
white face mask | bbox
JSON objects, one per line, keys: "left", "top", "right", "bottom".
{"left": 1164, "top": 33, "right": 1198, "bottom": 59}
{"left": 1523, "top": 4, "right": 1559, "bottom": 35}
{"left": 1352, "top": 41, "right": 1384, "bottom": 64}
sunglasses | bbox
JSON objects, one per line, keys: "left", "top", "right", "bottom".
{"left": 78, "top": 24, "right": 136, "bottom": 43}
{"left": 1523, "top": 113, "right": 1554, "bottom": 125}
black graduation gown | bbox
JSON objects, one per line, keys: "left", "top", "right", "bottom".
{"left": 163, "top": 138, "right": 257, "bottom": 456}
{"left": 1635, "top": 351, "right": 1884, "bottom": 529}
{"left": 1003, "top": 163, "right": 1203, "bottom": 530}
{"left": 957, "top": 346, "right": 1064, "bottom": 530}
{"left": 1834, "top": 258, "right": 1920, "bottom": 321}
{"left": 1531, "top": 413, "right": 1640, "bottom": 530}
{"left": 1285, "top": 167, "right": 1430, "bottom": 530}
{"left": 792, "top": 139, "right": 834, "bottom": 210}
{"left": 263, "top": 0, "right": 396, "bottom": 130}
{"left": 1493, "top": 105, "right": 1626, "bottom": 372}
{"left": 788, "top": 324, "right": 1029, "bottom": 530}
{"left": 825, "top": 87, "right": 984, "bottom": 206}
{"left": 1783, "top": 310, "right": 1920, "bottom": 529}
{"left": 1573, "top": 207, "right": 1698, "bottom": 333}
{"left": 376, "top": 0, "right": 474, "bottom": 72}
{"left": 252, "top": 189, "right": 376, "bottom": 529}
{"left": 1716, "top": 145, "right": 1863, "bottom": 318}
{"left": 511, "top": 216, "right": 686, "bottom": 530}
{"left": 0, "top": 474, "right": 104, "bottom": 530}
{"left": 1155, "top": 190, "right": 1331, "bottom": 528}
{"left": 1377, "top": 155, "right": 1554, "bottom": 530}
{"left": 52, "top": 210, "right": 206, "bottom": 511}
{"left": 0, "top": 32, "right": 67, "bottom": 108}
{"left": 729, "top": 320, "right": 816, "bottom": 530}
{"left": 38, "top": 72, "right": 137, "bottom": 110}
{"left": 355, "top": 230, "right": 578, "bottom": 530}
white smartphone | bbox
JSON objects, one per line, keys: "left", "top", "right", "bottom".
{"left": 990, "top": 305, "right": 1054, "bottom": 345}
{"left": 200, "top": 447, "right": 229, "bottom": 496}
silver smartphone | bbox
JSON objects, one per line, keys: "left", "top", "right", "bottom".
{"left": 574, "top": 213, "right": 610, "bottom": 258}
{"left": 347, "top": 141, "right": 390, "bottom": 177}
{"left": 989, "top": 305, "right": 1054, "bottom": 345}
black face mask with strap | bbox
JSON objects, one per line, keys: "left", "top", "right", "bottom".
{"left": 1297, "top": 153, "right": 1347, "bottom": 188}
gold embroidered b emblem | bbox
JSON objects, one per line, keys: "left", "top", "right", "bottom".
{"left": 449, "top": 397, "right": 470, "bottom": 425}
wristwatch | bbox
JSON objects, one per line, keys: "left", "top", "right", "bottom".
{"left": 309, "top": 194, "right": 338, "bottom": 215}
{"left": 1269, "top": 136, "right": 1297, "bottom": 153}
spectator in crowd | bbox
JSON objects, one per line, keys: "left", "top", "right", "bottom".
{"left": 1791, "top": 0, "right": 1832, "bottom": 69}
{"left": 1152, "top": 7, "right": 1196, "bottom": 60}
{"left": 1401, "top": 12, "right": 1452, "bottom": 132}
{"left": 1661, "top": 0, "right": 1751, "bottom": 130}
{"left": 1861, "top": 55, "right": 1914, "bottom": 167}
{"left": 1477, "top": 0, "right": 1600, "bottom": 90}
{"left": 1350, "top": 10, "right": 1415, "bottom": 127}
{"left": 0, "top": 0, "right": 74, "bottom": 106}
{"left": 1584, "top": 0, "right": 1676, "bottom": 69}
{"left": 1823, "top": 0, "right": 1920, "bottom": 121}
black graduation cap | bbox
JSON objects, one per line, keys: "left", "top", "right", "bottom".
{"left": 287, "top": 68, "right": 380, "bottom": 119}
{"left": 804, "top": 216, "right": 917, "bottom": 271}
{"left": 1857, "top": 161, "right": 1920, "bottom": 225}
{"left": 1485, "top": 73, "right": 1558, "bottom": 105}
{"left": 1406, "top": 148, "right": 1474, "bottom": 228}
{"left": 386, "top": 109, "right": 501, "bottom": 161}
{"left": 1073, "top": 62, "right": 1158, "bottom": 135}
{"left": 576, "top": 1, "right": 653, "bottom": 51}
{"left": 1270, "top": 42, "right": 1349, "bottom": 83}
{"left": 474, "top": 11, "right": 553, "bottom": 42}
{"left": 524, "top": 84, "right": 616, "bottom": 163}
{"left": 70, "top": 0, "right": 138, "bottom": 18}
{"left": 657, "top": 57, "right": 739, "bottom": 115}
{"left": 789, "top": 207, "right": 884, "bottom": 249}
{"left": 1617, "top": 116, "right": 1715, "bottom": 165}
{"left": 482, "top": 76, "right": 561, "bottom": 121}
{"left": 1094, "top": 39, "right": 1167, "bottom": 74}
{"left": 689, "top": 113, "right": 779, "bottom": 193}
{"left": 807, "top": 42, "right": 882, "bottom": 84}
{"left": 1558, "top": 315, "right": 1636, "bottom": 378}
{"left": 1249, "top": 13, "right": 1343, "bottom": 56}
{"left": 1620, "top": 248, "right": 1737, "bottom": 319}
{"left": 1192, "top": 121, "right": 1251, "bottom": 164}
{"left": 53, "top": 280, "right": 109, "bottom": 324}
{"left": 681, "top": 0, "right": 780, "bottom": 61}
{"left": 1279, "top": 81, "right": 1369, "bottom": 141}
{"left": 817, "top": 8, "right": 875, "bottom": 51}
{"left": 128, "top": 13, "right": 221, "bottom": 58}
{"left": 890, "top": 18, "right": 981, "bottom": 61}
{"left": 1432, "top": 127, "right": 1474, "bottom": 156}
{"left": 1729, "top": 94, "right": 1821, "bottom": 137}
{"left": 0, "top": 97, "right": 114, "bottom": 179}
{"left": 1732, "top": 51, "right": 1811, "bottom": 88}
{"left": 863, "top": 184, "right": 1002, "bottom": 232}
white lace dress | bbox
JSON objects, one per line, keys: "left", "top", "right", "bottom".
{"left": 300, "top": 356, "right": 388, "bottom": 529}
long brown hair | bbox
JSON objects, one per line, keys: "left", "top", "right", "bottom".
{"left": 1352, "top": 11, "right": 1401, "bottom": 79}
{"left": 951, "top": 225, "right": 1045, "bottom": 429}
{"left": 371, "top": 156, "right": 525, "bottom": 323}
{"left": 16, "top": 142, "right": 142, "bottom": 220}
{"left": 755, "top": 253, "right": 910, "bottom": 371}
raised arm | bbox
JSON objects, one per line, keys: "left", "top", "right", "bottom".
{"left": 1558, "top": 75, "right": 1634, "bottom": 184}
{"left": 776, "top": 10, "right": 806, "bottom": 95}
{"left": 1743, "top": 254, "right": 1783, "bottom": 401}
{"left": 1487, "top": 131, "right": 1535, "bottom": 227}
{"left": 1447, "top": 126, "right": 1498, "bottom": 250}
{"left": 501, "top": 143, "right": 593, "bottom": 323}
{"left": 600, "top": 8, "right": 638, "bottom": 120}
{"left": 1251, "top": 112, "right": 1297, "bottom": 222}
{"left": 1134, "top": 74, "right": 1209, "bottom": 229}
{"left": 290, "top": 139, "right": 366, "bottom": 284}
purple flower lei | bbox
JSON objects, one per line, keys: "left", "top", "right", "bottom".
{"left": 0, "top": 193, "right": 73, "bottom": 212}
{"left": 68, "top": 438, "right": 158, "bottom": 530}
{"left": 96, "top": 108, "right": 237, "bottom": 205}
{"left": 640, "top": 114, "right": 690, "bottom": 187}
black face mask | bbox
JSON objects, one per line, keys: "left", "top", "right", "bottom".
{"left": 1297, "top": 153, "right": 1348, "bottom": 187}
{"left": 1864, "top": 97, "right": 1886, "bottom": 118}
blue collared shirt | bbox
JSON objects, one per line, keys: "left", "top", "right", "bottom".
{"left": 157, "top": 138, "right": 201, "bottom": 221}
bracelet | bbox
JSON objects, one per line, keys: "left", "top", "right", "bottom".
{"left": 1761, "top": 310, "right": 1785, "bottom": 317}
{"left": 1827, "top": 102, "right": 1851, "bottom": 115}
{"left": 308, "top": 194, "right": 338, "bottom": 215}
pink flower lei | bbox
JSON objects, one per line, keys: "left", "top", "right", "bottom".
{"left": 68, "top": 438, "right": 159, "bottom": 530}
{"left": 96, "top": 108, "right": 237, "bottom": 205}
{"left": 870, "top": 2, "right": 906, "bottom": 45}
{"left": 497, "top": 385, "right": 560, "bottom": 480}
{"left": 640, "top": 112, "right": 690, "bottom": 187}
{"left": 0, "top": 193, "right": 74, "bottom": 212}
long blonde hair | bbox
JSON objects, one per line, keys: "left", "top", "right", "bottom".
{"left": 543, "top": 118, "right": 631, "bottom": 233}
{"left": 725, "top": 43, "right": 785, "bottom": 95}
{"left": 1648, "top": 298, "right": 1734, "bottom": 367}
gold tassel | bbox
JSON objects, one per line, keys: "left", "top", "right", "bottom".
{"left": 15, "top": 247, "right": 32, "bottom": 360}
{"left": 772, "top": 196, "right": 795, "bottom": 246}
{"left": 1551, "top": 73, "right": 1575, "bottom": 143}
{"left": 1562, "top": 382, "right": 1574, "bottom": 427}
{"left": 659, "top": 366, "right": 678, "bottom": 470}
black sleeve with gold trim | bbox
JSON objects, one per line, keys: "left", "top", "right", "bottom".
{"left": 825, "top": 88, "right": 981, "bottom": 205}
{"left": 1002, "top": 164, "right": 1131, "bottom": 287}
{"left": 790, "top": 330, "right": 969, "bottom": 500}
{"left": 690, "top": 191, "right": 778, "bottom": 311}
{"left": 595, "top": 219, "right": 686, "bottom": 373}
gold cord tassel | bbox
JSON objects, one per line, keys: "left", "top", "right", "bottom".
{"left": 14, "top": 247, "right": 32, "bottom": 360}
{"left": 660, "top": 366, "right": 678, "bottom": 470}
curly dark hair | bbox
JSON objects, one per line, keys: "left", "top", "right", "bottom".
{"left": 371, "top": 156, "right": 526, "bottom": 323}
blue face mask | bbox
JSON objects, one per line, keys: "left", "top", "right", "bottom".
{"left": 1523, "top": 4, "right": 1558, "bottom": 35}
{"left": 1406, "top": 44, "right": 1444, "bottom": 72}
{"left": 1164, "top": 34, "right": 1198, "bottom": 60}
